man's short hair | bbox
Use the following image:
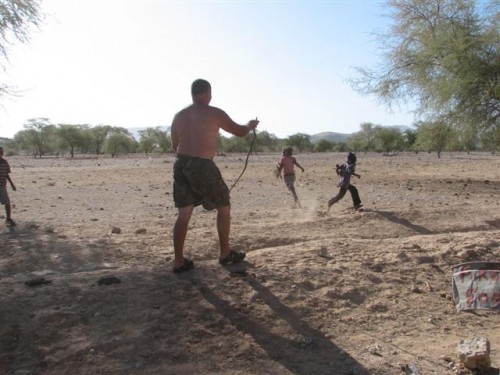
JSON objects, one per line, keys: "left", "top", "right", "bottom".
{"left": 191, "top": 79, "right": 211, "bottom": 96}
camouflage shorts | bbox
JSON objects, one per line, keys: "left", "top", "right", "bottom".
{"left": 173, "top": 155, "right": 230, "bottom": 210}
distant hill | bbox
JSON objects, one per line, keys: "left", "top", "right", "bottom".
{"left": 310, "top": 125, "right": 412, "bottom": 144}
{"left": 125, "top": 125, "right": 412, "bottom": 143}
{"left": 310, "top": 132, "right": 352, "bottom": 144}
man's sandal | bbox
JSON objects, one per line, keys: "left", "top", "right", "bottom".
{"left": 219, "top": 250, "right": 246, "bottom": 265}
{"left": 173, "top": 258, "right": 194, "bottom": 273}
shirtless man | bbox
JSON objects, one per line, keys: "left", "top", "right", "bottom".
{"left": 170, "top": 79, "right": 259, "bottom": 273}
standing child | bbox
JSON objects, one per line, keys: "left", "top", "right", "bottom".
{"left": 277, "top": 146, "right": 305, "bottom": 208}
{"left": 327, "top": 152, "right": 362, "bottom": 212}
{"left": 0, "top": 147, "right": 16, "bottom": 226}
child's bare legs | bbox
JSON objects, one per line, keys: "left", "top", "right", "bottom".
{"left": 284, "top": 175, "right": 301, "bottom": 208}
{"left": 288, "top": 185, "right": 301, "bottom": 206}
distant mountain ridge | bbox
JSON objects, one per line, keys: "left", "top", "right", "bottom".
{"left": 126, "top": 125, "right": 411, "bottom": 142}
{"left": 309, "top": 132, "right": 351, "bottom": 144}
{"left": 309, "top": 125, "right": 411, "bottom": 144}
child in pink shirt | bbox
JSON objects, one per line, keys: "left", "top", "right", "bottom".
{"left": 276, "top": 147, "right": 305, "bottom": 208}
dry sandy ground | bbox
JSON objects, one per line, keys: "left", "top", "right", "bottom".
{"left": 0, "top": 151, "right": 499, "bottom": 375}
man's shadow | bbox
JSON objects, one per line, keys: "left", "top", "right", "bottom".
{"left": 370, "top": 209, "right": 434, "bottom": 235}
{"left": 195, "top": 273, "right": 370, "bottom": 375}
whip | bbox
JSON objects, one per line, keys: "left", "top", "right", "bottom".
{"left": 228, "top": 127, "right": 257, "bottom": 193}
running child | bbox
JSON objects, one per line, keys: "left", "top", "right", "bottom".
{"left": 327, "top": 152, "right": 362, "bottom": 212}
{"left": 276, "top": 146, "right": 305, "bottom": 208}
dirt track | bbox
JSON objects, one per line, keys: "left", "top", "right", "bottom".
{"left": 1, "top": 151, "right": 499, "bottom": 375}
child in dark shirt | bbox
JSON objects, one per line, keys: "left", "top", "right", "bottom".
{"left": 327, "top": 152, "right": 362, "bottom": 212}
{"left": 0, "top": 147, "right": 16, "bottom": 226}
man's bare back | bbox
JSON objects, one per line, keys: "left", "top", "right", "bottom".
{"left": 171, "top": 103, "right": 251, "bottom": 159}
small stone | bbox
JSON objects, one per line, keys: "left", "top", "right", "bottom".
{"left": 111, "top": 227, "right": 121, "bottom": 234}
{"left": 458, "top": 249, "right": 478, "bottom": 260}
{"left": 97, "top": 276, "right": 121, "bottom": 286}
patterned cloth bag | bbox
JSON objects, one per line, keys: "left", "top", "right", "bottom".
{"left": 452, "top": 261, "right": 500, "bottom": 311}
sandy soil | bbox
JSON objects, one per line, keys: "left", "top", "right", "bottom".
{"left": 0, "top": 151, "right": 499, "bottom": 375}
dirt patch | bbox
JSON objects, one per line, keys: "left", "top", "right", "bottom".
{"left": 1, "top": 152, "right": 499, "bottom": 375}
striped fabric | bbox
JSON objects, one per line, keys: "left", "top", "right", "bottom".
{"left": 0, "top": 158, "right": 11, "bottom": 186}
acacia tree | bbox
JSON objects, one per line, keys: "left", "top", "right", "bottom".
{"left": 415, "top": 120, "right": 453, "bottom": 158}
{"left": 350, "top": 0, "right": 499, "bottom": 136}
{"left": 403, "top": 128, "right": 418, "bottom": 151}
{"left": 105, "top": 128, "right": 136, "bottom": 157}
{"left": 0, "top": 0, "right": 42, "bottom": 97}
{"left": 89, "top": 125, "right": 112, "bottom": 155}
{"left": 359, "top": 122, "right": 377, "bottom": 153}
{"left": 14, "top": 117, "right": 56, "bottom": 158}
{"left": 347, "top": 132, "right": 366, "bottom": 152}
{"left": 480, "top": 125, "right": 500, "bottom": 154}
{"left": 314, "top": 139, "right": 334, "bottom": 152}
{"left": 138, "top": 128, "right": 158, "bottom": 155}
{"left": 374, "top": 126, "right": 404, "bottom": 154}
{"left": 56, "top": 124, "right": 87, "bottom": 158}
{"left": 285, "top": 133, "right": 313, "bottom": 153}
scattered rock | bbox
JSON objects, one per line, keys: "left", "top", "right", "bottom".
{"left": 367, "top": 344, "right": 383, "bottom": 356}
{"left": 457, "top": 337, "right": 491, "bottom": 370}
{"left": 416, "top": 255, "right": 434, "bottom": 264}
{"left": 135, "top": 228, "right": 147, "bottom": 234}
{"left": 458, "top": 249, "right": 478, "bottom": 260}
{"left": 111, "top": 227, "right": 121, "bottom": 234}
{"left": 25, "top": 278, "right": 52, "bottom": 287}
{"left": 97, "top": 276, "right": 121, "bottom": 286}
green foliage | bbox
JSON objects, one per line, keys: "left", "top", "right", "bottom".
{"left": 218, "top": 130, "right": 281, "bottom": 153}
{"left": 221, "top": 135, "right": 250, "bottom": 153}
{"left": 105, "top": 130, "right": 137, "bottom": 157}
{"left": 285, "top": 133, "right": 313, "bottom": 153}
{"left": 253, "top": 130, "right": 281, "bottom": 152}
{"left": 415, "top": 120, "right": 453, "bottom": 157}
{"left": 138, "top": 127, "right": 171, "bottom": 155}
{"left": 56, "top": 124, "right": 90, "bottom": 158}
{"left": 14, "top": 118, "right": 56, "bottom": 158}
{"left": 359, "top": 122, "right": 376, "bottom": 151}
{"left": 351, "top": 0, "right": 499, "bottom": 134}
{"left": 480, "top": 125, "right": 500, "bottom": 154}
{"left": 314, "top": 139, "right": 334, "bottom": 152}
{"left": 403, "top": 128, "right": 418, "bottom": 150}
{"left": 0, "top": 0, "right": 42, "bottom": 97}
{"left": 347, "top": 132, "right": 366, "bottom": 152}
{"left": 89, "top": 125, "right": 112, "bottom": 155}
{"left": 373, "top": 126, "right": 404, "bottom": 154}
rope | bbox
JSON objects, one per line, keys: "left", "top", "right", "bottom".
{"left": 229, "top": 129, "right": 257, "bottom": 193}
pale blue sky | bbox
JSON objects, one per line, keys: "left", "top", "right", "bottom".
{"left": 0, "top": 0, "right": 416, "bottom": 139}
